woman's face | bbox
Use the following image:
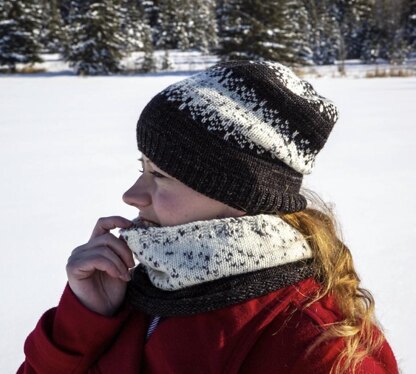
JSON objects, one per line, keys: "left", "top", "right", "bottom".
{"left": 122, "top": 155, "right": 246, "bottom": 227}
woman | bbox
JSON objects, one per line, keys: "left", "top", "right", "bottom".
{"left": 19, "top": 60, "right": 398, "bottom": 373}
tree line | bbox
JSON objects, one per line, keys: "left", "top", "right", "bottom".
{"left": 0, "top": 0, "right": 415, "bottom": 74}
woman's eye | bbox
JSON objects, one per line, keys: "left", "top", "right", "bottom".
{"left": 150, "top": 171, "right": 165, "bottom": 178}
{"left": 138, "top": 168, "right": 164, "bottom": 178}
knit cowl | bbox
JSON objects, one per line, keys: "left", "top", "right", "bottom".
{"left": 119, "top": 214, "right": 315, "bottom": 317}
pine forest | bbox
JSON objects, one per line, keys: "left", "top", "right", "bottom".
{"left": 0, "top": 0, "right": 415, "bottom": 74}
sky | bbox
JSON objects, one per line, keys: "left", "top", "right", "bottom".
{"left": 0, "top": 72, "right": 415, "bottom": 373}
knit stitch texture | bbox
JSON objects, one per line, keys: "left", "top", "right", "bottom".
{"left": 136, "top": 60, "right": 339, "bottom": 213}
{"left": 120, "top": 214, "right": 312, "bottom": 291}
{"left": 128, "top": 260, "right": 314, "bottom": 317}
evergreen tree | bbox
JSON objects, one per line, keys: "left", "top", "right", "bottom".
{"left": 60, "top": 0, "right": 74, "bottom": 25}
{"left": 281, "top": 1, "right": 314, "bottom": 65}
{"left": 362, "top": 0, "right": 390, "bottom": 61}
{"left": 0, "top": 0, "right": 42, "bottom": 72}
{"left": 64, "top": 0, "right": 125, "bottom": 75}
{"left": 136, "top": 25, "right": 156, "bottom": 72}
{"left": 388, "top": 29, "right": 409, "bottom": 64}
{"left": 142, "top": 0, "right": 161, "bottom": 46}
{"left": 156, "top": 0, "right": 186, "bottom": 49}
{"left": 371, "top": 0, "right": 410, "bottom": 63}
{"left": 354, "top": 1, "right": 377, "bottom": 61}
{"left": 304, "top": 0, "right": 341, "bottom": 65}
{"left": 333, "top": 0, "right": 376, "bottom": 60}
{"left": 156, "top": 0, "right": 217, "bottom": 52}
{"left": 401, "top": 0, "right": 416, "bottom": 56}
{"left": 359, "top": 13, "right": 380, "bottom": 62}
{"left": 386, "top": 0, "right": 414, "bottom": 63}
{"left": 217, "top": 0, "right": 312, "bottom": 64}
{"left": 187, "top": 0, "right": 217, "bottom": 52}
{"left": 39, "top": 0, "right": 66, "bottom": 53}
{"left": 142, "top": 0, "right": 160, "bottom": 29}
{"left": 216, "top": 0, "right": 248, "bottom": 59}
{"left": 120, "top": 0, "right": 152, "bottom": 53}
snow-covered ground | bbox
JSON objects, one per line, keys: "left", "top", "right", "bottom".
{"left": 6, "top": 51, "right": 416, "bottom": 78}
{"left": 0, "top": 72, "right": 415, "bottom": 373}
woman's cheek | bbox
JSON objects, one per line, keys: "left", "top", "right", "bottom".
{"left": 155, "top": 190, "right": 187, "bottom": 221}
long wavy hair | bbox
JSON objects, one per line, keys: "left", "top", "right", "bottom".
{"left": 278, "top": 188, "right": 386, "bottom": 374}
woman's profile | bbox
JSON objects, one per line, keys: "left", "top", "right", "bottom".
{"left": 19, "top": 60, "right": 398, "bottom": 373}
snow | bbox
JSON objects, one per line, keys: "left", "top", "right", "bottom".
{"left": 6, "top": 52, "right": 415, "bottom": 79}
{"left": 0, "top": 72, "right": 415, "bottom": 373}
{"left": 9, "top": 51, "right": 219, "bottom": 75}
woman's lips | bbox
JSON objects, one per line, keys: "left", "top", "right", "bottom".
{"left": 132, "top": 216, "right": 161, "bottom": 228}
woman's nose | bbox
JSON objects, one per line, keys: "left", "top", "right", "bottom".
{"left": 122, "top": 176, "right": 151, "bottom": 208}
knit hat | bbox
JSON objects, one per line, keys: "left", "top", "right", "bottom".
{"left": 136, "top": 60, "right": 339, "bottom": 213}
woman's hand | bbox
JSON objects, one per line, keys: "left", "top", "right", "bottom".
{"left": 66, "top": 216, "right": 135, "bottom": 316}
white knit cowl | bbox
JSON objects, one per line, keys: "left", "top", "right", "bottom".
{"left": 119, "top": 214, "right": 312, "bottom": 291}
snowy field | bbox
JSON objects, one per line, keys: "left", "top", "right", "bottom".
{"left": 0, "top": 73, "right": 415, "bottom": 373}
{"left": 10, "top": 51, "right": 416, "bottom": 78}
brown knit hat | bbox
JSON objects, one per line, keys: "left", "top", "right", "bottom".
{"left": 136, "top": 60, "right": 339, "bottom": 213}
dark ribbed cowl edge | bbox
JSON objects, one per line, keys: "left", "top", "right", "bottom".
{"left": 127, "top": 259, "right": 315, "bottom": 317}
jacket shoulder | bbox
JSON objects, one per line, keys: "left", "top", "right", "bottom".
{"left": 240, "top": 284, "right": 399, "bottom": 374}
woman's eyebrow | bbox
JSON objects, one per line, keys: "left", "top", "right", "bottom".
{"left": 138, "top": 157, "right": 159, "bottom": 171}
{"left": 139, "top": 157, "right": 150, "bottom": 165}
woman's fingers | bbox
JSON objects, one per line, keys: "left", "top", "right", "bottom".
{"left": 67, "top": 216, "right": 136, "bottom": 283}
{"left": 90, "top": 216, "right": 133, "bottom": 240}
{"left": 66, "top": 217, "right": 136, "bottom": 315}
{"left": 88, "top": 233, "right": 135, "bottom": 269}
{"left": 67, "top": 246, "right": 131, "bottom": 281}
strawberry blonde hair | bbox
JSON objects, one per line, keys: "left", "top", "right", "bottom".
{"left": 279, "top": 188, "right": 386, "bottom": 374}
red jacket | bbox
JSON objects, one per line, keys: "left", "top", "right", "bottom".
{"left": 18, "top": 278, "right": 398, "bottom": 374}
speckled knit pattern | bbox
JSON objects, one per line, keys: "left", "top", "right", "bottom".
{"left": 120, "top": 214, "right": 312, "bottom": 291}
{"left": 160, "top": 61, "right": 338, "bottom": 175}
